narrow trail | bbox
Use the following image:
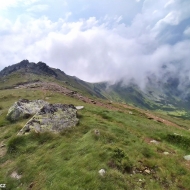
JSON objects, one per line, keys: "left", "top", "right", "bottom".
{"left": 14, "top": 81, "right": 116, "bottom": 109}
{"left": 14, "top": 81, "right": 186, "bottom": 130}
{"left": 121, "top": 104, "right": 184, "bottom": 130}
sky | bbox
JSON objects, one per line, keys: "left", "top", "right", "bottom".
{"left": 0, "top": 0, "right": 190, "bottom": 87}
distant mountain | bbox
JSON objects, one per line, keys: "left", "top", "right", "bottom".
{"left": 0, "top": 60, "right": 107, "bottom": 99}
{"left": 0, "top": 60, "right": 57, "bottom": 77}
{"left": 1, "top": 60, "right": 190, "bottom": 112}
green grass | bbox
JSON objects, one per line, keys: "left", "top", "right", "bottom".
{"left": 1, "top": 88, "right": 190, "bottom": 189}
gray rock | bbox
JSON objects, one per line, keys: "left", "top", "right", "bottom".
{"left": 144, "top": 169, "right": 151, "bottom": 174}
{"left": 94, "top": 129, "right": 100, "bottom": 136}
{"left": 184, "top": 155, "right": 190, "bottom": 161}
{"left": 10, "top": 171, "right": 22, "bottom": 180}
{"left": 163, "top": 152, "right": 169, "bottom": 155}
{"left": 98, "top": 169, "right": 106, "bottom": 176}
{"left": 18, "top": 104, "right": 79, "bottom": 134}
{"left": 150, "top": 140, "right": 159, "bottom": 144}
{"left": 7, "top": 99, "right": 48, "bottom": 121}
{"left": 75, "top": 106, "right": 84, "bottom": 110}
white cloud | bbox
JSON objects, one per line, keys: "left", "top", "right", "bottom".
{"left": 0, "top": 0, "right": 190, "bottom": 88}
{"left": 0, "top": 0, "right": 19, "bottom": 9}
{"left": 184, "top": 27, "right": 190, "bottom": 37}
{"left": 164, "top": 0, "right": 175, "bottom": 8}
{"left": 0, "top": 15, "right": 190, "bottom": 87}
{"left": 0, "top": 0, "right": 40, "bottom": 9}
{"left": 27, "top": 4, "right": 49, "bottom": 12}
{"left": 162, "top": 11, "right": 180, "bottom": 25}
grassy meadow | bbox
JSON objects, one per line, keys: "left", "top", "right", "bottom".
{"left": 1, "top": 88, "right": 190, "bottom": 189}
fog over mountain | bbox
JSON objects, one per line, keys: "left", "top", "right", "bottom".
{"left": 0, "top": 0, "right": 190, "bottom": 89}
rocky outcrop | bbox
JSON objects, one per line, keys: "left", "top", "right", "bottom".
{"left": 7, "top": 99, "right": 48, "bottom": 121}
{"left": 0, "top": 60, "right": 57, "bottom": 77}
{"left": 18, "top": 104, "right": 79, "bottom": 134}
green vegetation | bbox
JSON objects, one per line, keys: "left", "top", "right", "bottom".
{"left": 2, "top": 61, "right": 190, "bottom": 189}
{"left": 0, "top": 87, "right": 190, "bottom": 189}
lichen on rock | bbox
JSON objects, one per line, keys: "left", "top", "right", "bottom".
{"left": 7, "top": 99, "right": 48, "bottom": 121}
{"left": 18, "top": 104, "right": 79, "bottom": 134}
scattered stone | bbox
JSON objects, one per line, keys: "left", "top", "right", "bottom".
{"left": 18, "top": 104, "right": 79, "bottom": 135}
{"left": 29, "top": 182, "right": 34, "bottom": 189}
{"left": 139, "top": 179, "right": 143, "bottom": 182}
{"left": 94, "top": 129, "right": 100, "bottom": 136}
{"left": 75, "top": 106, "right": 84, "bottom": 110}
{"left": 7, "top": 99, "right": 48, "bottom": 121}
{"left": 129, "top": 111, "right": 133, "bottom": 114}
{"left": 91, "top": 100, "right": 96, "bottom": 104}
{"left": 99, "top": 169, "right": 106, "bottom": 176}
{"left": 163, "top": 152, "right": 169, "bottom": 155}
{"left": 0, "top": 144, "right": 5, "bottom": 148}
{"left": 144, "top": 169, "right": 151, "bottom": 174}
{"left": 184, "top": 155, "right": 190, "bottom": 161}
{"left": 10, "top": 171, "right": 22, "bottom": 180}
{"left": 150, "top": 140, "right": 159, "bottom": 144}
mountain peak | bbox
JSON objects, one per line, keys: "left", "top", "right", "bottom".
{"left": 0, "top": 60, "right": 57, "bottom": 77}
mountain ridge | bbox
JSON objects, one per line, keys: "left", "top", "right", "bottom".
{"left": 1, "top": 60, "right": 190, "bottom": 115}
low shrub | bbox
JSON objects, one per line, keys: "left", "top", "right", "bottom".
{"left": 165, "top": 134, "right": 190, "bottom": 151}
{"left": 108, "top": 147, "right": 133, "bottom": 173}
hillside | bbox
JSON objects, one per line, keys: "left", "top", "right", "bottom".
{"left": 1, "top": 61, "right": 190, "bottom": 189}
{"left": 0, "top": 60, "right": 106, "bottom": 99}
{"left": 1, "top": 60, "right": 190, "bottom": 117}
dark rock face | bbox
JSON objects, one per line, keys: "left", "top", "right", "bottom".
{"left": 18, "top": 104, "right": 79, "bottom": 134}
{"left": 0, "top": 60, "right": 30, "bottom": 76}
{"left": 36, "top": 62, "right": 57, "bottom": 77}
{"left": 0, "top": 60, "right": 57, "bottom": 77}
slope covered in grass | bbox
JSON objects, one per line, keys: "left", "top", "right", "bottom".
{"left": 0, "top": 88, "right": 190, "bottom": 189}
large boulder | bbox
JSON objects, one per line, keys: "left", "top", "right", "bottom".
{"left": 18, "top": 104, "right": 79, "bottom": 134}
{"left": 7, "top": 99, "right": 48, "bottom": 121}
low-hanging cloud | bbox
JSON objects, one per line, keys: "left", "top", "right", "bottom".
{"left": 0, "top": 0, "right": 190, "bottom": 89}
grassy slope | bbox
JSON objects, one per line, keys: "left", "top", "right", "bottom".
{"left": 0, "top": 69, "right": 107, "bottom": 101}
{"left": 0, "top": 88, "right": 190, "bottom": 189}
{"left": 1, "top": 68, "right": 189, "bottom": 117}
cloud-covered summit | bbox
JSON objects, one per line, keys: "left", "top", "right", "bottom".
{"left": 0, "top": 0, "right": 190, "bottom": 88}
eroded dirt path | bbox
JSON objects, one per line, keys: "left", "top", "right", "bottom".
{"left": 121, "top": 104, "right": 183, "bottom": 129}
{"left": 14, "top": 81, "right": 185, "bottom": 129}
{"left": 14, "top": 82, "right": 116, "bottom": 110}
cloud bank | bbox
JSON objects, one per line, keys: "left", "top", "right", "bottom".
{"left": 0, "top": 0, "right": 190, "bottom": 88}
